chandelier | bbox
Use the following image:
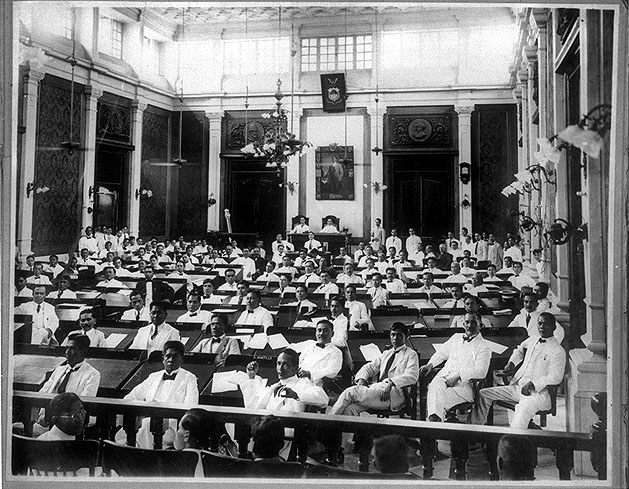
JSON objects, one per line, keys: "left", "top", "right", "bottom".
{"left": 241, "top": 79, "right": 311, "bottom": 167}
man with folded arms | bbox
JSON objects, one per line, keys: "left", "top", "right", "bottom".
{"left": 470, "top": 312, "right": 566, "bottom": 429}
{"left": 129, "top": 301, "right": 180, "bottom": 353}
{"left": 420, "top": 312, "right": 491, "bottom": 422}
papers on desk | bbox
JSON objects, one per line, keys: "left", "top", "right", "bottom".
{"left": 493, "top": 309, "right": 513, "bottom": 316}
{"left": 293, "top": 320, "right": 315, "bottom": 329}
{"left": 484, "top": 340, "right": 508, "bottom": 355}
{"left": 431, "top": 342, "right": 447, "bottom": 353}
{"left": 359, "top": 343, "right": 382, "bottom": 362}
{"left": 434, "top": 314, "right": 451, "bottom": 320}
{"left": 212, "top": 308, "right": 239, "bottom": 314}
{"left": 268, "top": 333, "right": 289, "bottom": 350}
{"left": 243, "top": 333, "right": 290, "bottom": 350}
{"left": 180, "top": 335, "right": 194, "bottom": 347}
{"left": 104, "top": 333, "right": 127, "bottom": 348}
{"left": 78, "top": 290, "right": 101, "bottom": 299}
{"left": 247, "top": 333, "right": 268, "bottom": 350}
{"left": 211, "top": 370, "right": 250, "bottom": 393}
{"left": 411, "top": 300, "right": 435, "bottom": 310}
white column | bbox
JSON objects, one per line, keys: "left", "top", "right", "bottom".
{"left": 128, "top": 100, "right": 146, "bottom": 236}
{"left": 454, "top": 104, "right": 474, "bottom": 231}
{"left": 82, "top": 85, "right": 102, "bottom": 229}
{"left": 285, "top": 107, "right": 303, "bottom": 230}
{"left": 16, "top": 67, "right": 45, "bottom": 260}
{"left": 205, "top": 110, "right": 224, "bottom": 232}
{"left": 524, "top": 45, "right": 539, "bottom": 259}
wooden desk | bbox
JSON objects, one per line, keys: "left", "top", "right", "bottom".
{"left": 13, "top": 354, "right": 64, "bottom": 391}
{"left": 288, "top": 232, "right": 351, "bottom": 255}
{"left": 99, "top": 327, "right": 138, "bottom": 350}
{"left": 120, "top": 359, "right": 215, "bottom": 396}
{"left": 88, "top": 358, "right": 143, "bottom": 397}
{"left": 370, "top": 307, "right": 420, "bottom": 331}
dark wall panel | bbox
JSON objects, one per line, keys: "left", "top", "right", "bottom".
{"left": 32, "top": 74, "right": 83, "bottom": 255}
{"left": 471, "top": 104, "right": 518, "bottom": 238}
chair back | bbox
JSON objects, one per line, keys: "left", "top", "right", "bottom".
{"left": 321, "top": 215, "right": 340, "bottom": 230}
{"left": 291, "top": 215, "right": 310, "bottom": 227}
{"left": 100, "top": 439, "right": 198, "bottom": 477}
{"left": 201, "top": 451, "right": 305, "bottom": 478}
{"left": 12, "top": 435, "right": 100, "bottom": 476}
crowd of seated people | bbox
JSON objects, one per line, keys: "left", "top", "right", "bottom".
{"left": 12, "top": 224, "right": 568, "bottom": 479}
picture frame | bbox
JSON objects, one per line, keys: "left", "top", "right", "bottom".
{"left": 315, "top": 145, "right": 354, "bottom": 200}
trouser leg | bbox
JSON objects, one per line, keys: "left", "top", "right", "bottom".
{"left": 469, "top": 385, "right": 520, "bottom": 425}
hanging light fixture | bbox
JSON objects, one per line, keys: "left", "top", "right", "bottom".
{"left": 60, "top": 9, "right": 81, "bottom": 153}
{"left": 241, "top": 7, "right": 311, "bottom": 167}
{"left": 372, "top": 7, "right": 382, "bottom": 155}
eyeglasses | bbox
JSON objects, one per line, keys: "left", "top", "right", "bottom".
{"left": 58, "top": 409, "right": 87, "bottom": 421}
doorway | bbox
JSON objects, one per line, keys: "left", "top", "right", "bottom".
{"left": 94, "top": 144, "right": 129, "bottom": 230}
{"left": 386, "top": 154, "right": 455, "bottom": 242}
{"left": 225, "top": 159, "right": 286, "bottom": 242}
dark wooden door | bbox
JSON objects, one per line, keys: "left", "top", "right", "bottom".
{"left": 94, "top": 145, "right": 129, "bottom": 230}
{"left": 388, "top": 155, "right": 454, "bottom": 241}
{"left": 226, "top": 160, "right": 285, "bottom": 241}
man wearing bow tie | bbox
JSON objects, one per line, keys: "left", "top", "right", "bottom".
{"left": 15, "top": 285, "right": 59, "bottom": 344}
{"left": 191, "top": 313, "right": 240, "bottom": 365}
{"left": 78, "top": 226, "right": 99, "bottom": 256}
{"left": 177, "top": 291, "right": 212, "bottom": 327}
{"left": 122, "top": 340, "right": 199, "bottom": 448}
{"left": 329, "top": 322, "right": 419, "bottom": 416}
{"left": 420, "top": 312, "right": 491, "bottom": 422}
{"left": 235, "top": 290, "right": 274, "bottom": 332}
{"left": 508, "top": 292, "right": 565, "bottom": 342}
{"left": 129, "top": 301, "right": 180, "bottom": 353}
{"left": 470, "top": 312, "right": 566, "bottom": 429}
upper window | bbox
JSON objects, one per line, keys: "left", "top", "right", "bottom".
{"left": 301, "top": 34, "right": 372, "bottom": 72}
{"left": 222, "top": 37, "right": 290, "bottom": 75}
{"left": 99, "top": 16, "right": 123, "bottom": 59}
{"left": 50, "top": 8, "right": 73, "bottom": 39}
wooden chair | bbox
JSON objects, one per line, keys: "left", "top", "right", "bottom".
{"left": 494, "top": 371, "right": 561, "bottom": 427}
{"left": 367, "top": 382, "right": 418, "bottom": 420}
{"left": 201, "top": 451, "right": 305, "bottom": 478}
{"left": 321, "top": 215, "right": 340, "bottom": 230}
{"left": 291, "top": 215, "right": 310, "bottom": 228}
{"left": 100, "top": 439, "right": 199, "bottom": 477}
{"left": 12, "top": 434, "right": 100, "bottom": 476}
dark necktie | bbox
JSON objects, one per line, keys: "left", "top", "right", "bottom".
{"left": 238, "top": 296, "right": 243, "bottom": 305}
{"left": 211, "top": 337, "right": 221, "bottom": 344}
{"left": 136, "top": 311, "right": 140, "bottom": 321}
{"left": 380, "top": 349, "right": 399, "bottom": 381}
{"left": 316, "top": 343, "right": 326, "bottom": 348}
{"left": 151, "top": 326, "right": 159, "bottom": 340}
{"left": 525, "top": 314, "right": 531, "bottom": 326}
{"left": 57, "top": 366, "right": 78, "bottom": 393}
{"left": 36, "top": 304, "right": 41, "bottom": 313}
{"left": 57, "top": 290, "right": 62, "bottom": 299}
{"left": 462, "top": 335, "right": 474, "bottom": 342}
{"left": 162, "top": 372, "right": 177, "bottom": 381}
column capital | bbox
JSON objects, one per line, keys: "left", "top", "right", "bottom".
{"left": 23, "top": 68, "right": 45, "bottom": 84}
{"left": 84, "top": 86, "right": 103, "bottom": 100}
{"left": 517, "top": 69, "right": 529, "bottom": 84}
{"left": 512, "top": 87, "right": 523, "bottom": 100}
{"left": 531, "top": 9, "right": 550, "bottom": 30}
{"left": 523, "top": 45, "right": 538, "bottom": 64}
{"left": 131, "top": 100, "right": 148, "bottom": 112}
{"left": 454, "top": 104, "right": 475, "bottom": 116}
{"left": 205, "top": 110, "right": 225, "bottom": 121}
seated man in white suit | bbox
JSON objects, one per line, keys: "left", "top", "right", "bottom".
{"left": 329, "top": 322, "right": 419, "bottom": 416}
{"left": 420, "top": 312, "right": 491, "bottom": 422}
{"left": 129, "top": 301, "right": 181, "bottom": 353}
{"left": 509, "top": 292, "right": 564, "bottom": 342}
{"left": 470, "top": 312, "right": 566, "bottom": 429}
{"left": 121, "top": 340, "right": 199, "bottom": 448}
{"left": 15, "top": 284, "right": 59, "bottom": 345}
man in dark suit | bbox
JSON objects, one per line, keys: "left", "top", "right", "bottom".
{"left": 136, "top": 265, "right": 174, "bottom": 304}
{"left": 191, "top": 313, "right": 240, "bottom": 365}
{"left": 435, "top": 242, "right": 454, "bottom": 271}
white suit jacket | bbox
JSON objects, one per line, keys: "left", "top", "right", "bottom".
{"left": 427, "top": 333, "right": 491, "bottom": 383}
{"left": 509, "top": 336, "right": 566, "bottom": 394}
{"left": 291, "top": 340, "right": 342, "bottom": 385}
{"left": 241, "top": 374, "right": 328, "bottom": 411}
{"left": 124, "top": 368, "right": 199, "bottom": 405}
{"left": 356, "top": 345, "right": 419, "bottom": 406}
{"left": 40, "top": 361, "right": 101, "bottom": 397}
{"left": 16, "top": 301, "right": 59, "bottom": 344}
{"left": 129, "top": 323, "right": 181, "bottom": 353}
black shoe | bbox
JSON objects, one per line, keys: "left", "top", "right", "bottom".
{"left": 238, "top": 451, "right": 254, "bottom": 460}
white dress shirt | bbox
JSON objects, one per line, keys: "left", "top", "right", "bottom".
{"left": 78, "top": 235, "right": 99, "bottom": 255}
{"left": 121, "top": 306, "right": 151, "bottom": 321}
{"left": 508, "top": 274, "right": 537, "bottom": 290}
{"left": 504, "top": 246, "right": 524, "bottom": 263}
{"left": 405, "top": 235, "right": 422, "bottom": 255}
{"left": 313, "top": 282, "right": 339, "bottom": 296}
{"left": 345, "top": 300, "right": 374, "bottom": 331}
{"left": 335, "top": 273, "right": 364, "bottom": 286}
{"left": 427, "top": 333, "right": 491, "bottom": 384}
{"left": 192, "top": 334, "right": 241, "bottom": 356}
{"left": 26, "top": 275, "right": 52, "bottom": 286}
{"left": 129, "top": 322, "right": 181, "bottom": 353}
{"left": 241, "top": 375, "right": 328, "bottom": 411}
{"left": 15, "top": 301, "right": 59, "bottom": 344}
{"left": 236, "top": 306, "right": 274, "bottom": 332}
{"left": 61, "top": 328, "right": 107, "bottom": 348}
{"left": 176, "top": 309, "right": 213, "bottom": 327}
{"left": 38, "top": 425, "right": 76, "bottom": 441}
{"left": 291, "top": 224, "right": 311, "bottom": 234}
{"left": 384, "top": 278, "right": 407, "bottom": 294}
{"left": 40, "top": 360, "right": 101, "bottom": 397}
{"left": 385, "top": 236, "right": 402, "bottom": 253}
{"left": 330, "top": 314, "right": 349, "bottom": 349}
{"left": 290, "top": 340, "right": 343, "bottom": 385}
{"left": 367, "top": 285, "right": 390, "bottom": 308}
{"left": 305, "top": 238, "right": 322, "bottom": 251}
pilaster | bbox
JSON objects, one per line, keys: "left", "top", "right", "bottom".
{"left": 206, "top": 110, "right": 224, "bottom": 232}
{"left": 82, "top": 85, "right": 103, "bottom": 230}
{"left": 129, "top": 99, "right": 147, "bottom": 237}
{"left": 17, "top": 67, "right": 45, "bottom": 259}
{"left": 454, "top": 104, "right": 474, "bottom": 232}
{"left": 285, "top": 107, "right": 303, "bottom": 230}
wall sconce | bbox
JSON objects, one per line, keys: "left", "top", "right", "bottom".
{"left": 135, "top": 188, "right": 153, "bottom": 200}
{"left": 544, "top": 218, "right": 588, "bottom": 246}
{"left": 208, "top": 193, "right": 217, "bottom": 207}
{"left": 26, "top": 182, "right": 50, "bottom": 198}
{"left": 511, "top": 211, "right": 543, "bottom": 235}
{"left": 526, "top": 164, "right": 557, "bottom": 190}
{"left": 279, "top": 182, "right": 299, "bottom": 195}
{"left": 88, "top": 185, "right": 95, "bottom": 199}
{"left": 363, "top": 182, "right": 388, "bottom": 194}
{"left": 459, "top": 161, "right": 471, "bottom": 184}
{"left": 461, "top": 194, "right": 470, "bottom": 209}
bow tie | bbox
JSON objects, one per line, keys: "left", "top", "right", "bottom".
{"left": 538, "top": 338, "right": 547, "bottom": 343}
{"left": 162, "top": 372, "right": 177, "bottom": 381}
{"left": 211, "top": 337, "right": 221, "bottom": 344}
{"left": 315, "top": 343, "right": 326, "bottom": 348}
{"left": 462, "top": 335, "right": 475, "bottom": 342}
{"left": 189, "top": 312, "right": 197, "bottom": 317}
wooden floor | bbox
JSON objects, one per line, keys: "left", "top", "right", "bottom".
{"left": 339, "top": 396, "right": 595, "bottom": 481}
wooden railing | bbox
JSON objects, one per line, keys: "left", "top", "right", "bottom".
{"left": 12, "top": 390, "right": 602, "bottom": 480}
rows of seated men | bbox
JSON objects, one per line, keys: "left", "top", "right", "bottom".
{"left": 15, "top": 312, "right": 561, "bottom": 479}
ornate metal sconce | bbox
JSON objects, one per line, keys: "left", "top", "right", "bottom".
{"left": 544, "top": 218, "right": 588, "bottom": 245}
{"left": 135, "top": 188, "right": 153, "bottom": 200}
{"left": 526, "top": 164, "right": 557, "bottom": 190}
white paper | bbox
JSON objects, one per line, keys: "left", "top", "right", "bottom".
{"left": 293, "top": 320, "right": 315, "bottom": 328}
{"left": 104, "top": 333, "right": 127, "bottom": 348}
{"left": 431, "top": 342, "right": 446, "bottom": 353}
{"left": 268, "top": 333, "right": 289, "bottom": 350}
{"left": 180, "top": 335, "right": 193, "bottom": 347}
{"left": 234, "top": 328, "right": 256, "bottom": 334}
{"left": 211, "top": 371, "right": 249, "bottom": 393}
{"left": 359, "top": 343, "right": 382, "bottom": 362}
{"left": 493, "top": 309, "right": 513, "bottom": 316}
{"left": 246, "top": 333, "right": 268, "bottom": 350}
{"left": 411, "top": 301, "right": 435, "bottom": 310}
{"left": 212, "top": 308, "right": 239, "bottom": 314}
{"left": 483, "top": 339, "right": 508, "bottom": 355}
{"left": 434, "top": 314, "right": 451, "bottom": 320}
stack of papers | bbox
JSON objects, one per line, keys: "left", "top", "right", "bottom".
{"left": 245, "top": 333, "right": 290, "bottom": 350}
{"left": 359, "top": 343, "right": 382, "bottom": 362}
{"left": 493, "top": 309, "right": 513, "bottom": 316}
{"left": 104, "top": 333, "right": 126, "bottom": 348}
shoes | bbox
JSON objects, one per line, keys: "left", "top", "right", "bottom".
{"left": 238, "top": 451, "right": 254, "bottom": 460}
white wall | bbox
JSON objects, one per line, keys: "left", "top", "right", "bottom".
{"left": 303, "top": 112, "right": 366, "bottom": 237}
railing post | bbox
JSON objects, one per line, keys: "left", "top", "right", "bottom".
{"left": 590, "top": 391, "right": 607, "bottom": 479}
{"left": 122, "top": 414, "right": 136, "bottom": 447}
{"left": 556, "top": 447, "right": 574, "bottom": 480}
{"left": 419, "top": 436, "right": 436, "bottom": 479}
{"left": 151, "top": 417, "right": 164, "bottom": 449}
{"left": 486, "top": 438, "right": 499, "bottom": 480}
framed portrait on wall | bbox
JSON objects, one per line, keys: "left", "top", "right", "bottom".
{"left": 315, "top": 145, "right": 354, "bottom": 200}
